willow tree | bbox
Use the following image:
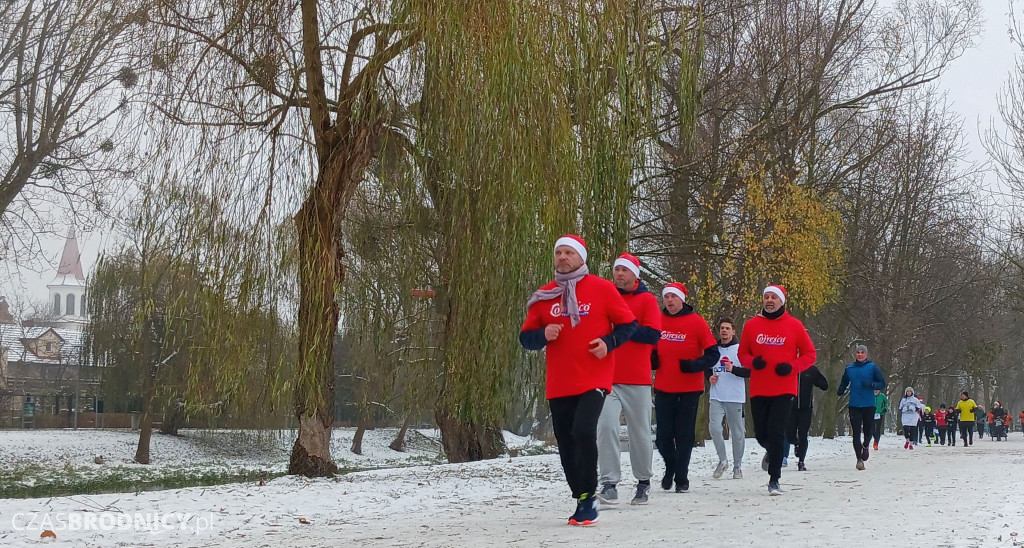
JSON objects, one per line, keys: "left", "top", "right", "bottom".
{"left": 88, "top": 159, "right": 290, "bottom": 463}
{"left": 386, "top": 0, "right": 664, "bottom": 461}
{"left": 149, "top": 0, "right": 674, "bottom": 470}
{"left": 148, "top": 0, "right": 425, "bottom": 476}
{"left": 338, "top": 180, "right": 439, "bottom": 454}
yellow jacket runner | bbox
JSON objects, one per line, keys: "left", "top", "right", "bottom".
{"left": 956, "top": 398, "right": 978, "bottom": 422}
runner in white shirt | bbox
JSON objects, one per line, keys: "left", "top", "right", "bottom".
{"left": 707, "top": 317, "right": 748, "bottom": 479}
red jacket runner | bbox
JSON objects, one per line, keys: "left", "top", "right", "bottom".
{"left": 612, "top": 284, "right": 662, "bottom": 385}
{"left": 521, "top": 275, "right": 636, "bottom": 399}
{"left": 738, "top": 311, "right": 817, "bottom": 397}
{"left": 654, "top": 310, "right": 716, "bottom": 393}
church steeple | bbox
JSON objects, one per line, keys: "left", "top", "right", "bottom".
{"left": 46, "top": 228, "right": 89, "bottom": 329}
{"left": 53, "top": 228, "right": 86, "bottom": 285}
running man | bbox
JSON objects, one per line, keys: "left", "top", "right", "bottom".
{"left": 738, "top": 284, "right": 816, "bottom": 496}
{"left": 899, "top": 387, "right": 925, "bottom": 450}
{"left": 787, "top": 365, "right": 828, "bottom": 471}
{"left": 935, "top": 404, "right": 949, "bottom": 445}
{"left": 707, "top": 317, "right": 747, "bottom": 480}
{"left": 872, "top": 388, "right": 889, "bottom": 450}
{"left": 921, "top": 406, "right": 937, "bottom": 446}
{"left": 955, "top": 391, "right": 979, "bottom": 447}
{"left": 837, "top": 345, "right": 886, "bottom": 470}
{"left": 520, "top": 235, "right": 638, "bottom": 526}
{"left": 652, "top": 283, "right": 719, "bottom": 494}
{"left": 596, "top": 253, "right": 661, "bottom": 506}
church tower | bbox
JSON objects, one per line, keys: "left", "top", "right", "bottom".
{"left": 46, "top": 229, "right": 88, "bottom": 330}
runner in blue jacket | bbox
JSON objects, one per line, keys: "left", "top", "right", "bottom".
{"left": 836, "top": 345, "right": 886, "bottom": 470}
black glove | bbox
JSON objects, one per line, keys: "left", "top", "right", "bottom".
{"left": 775, "top": 362, "right": 792, "bottom": 376}
{"left": 679, "top": 359, "right": 697, "bottom": 373}
{"left": 651, "top": 351, "right": 660, "bottom": 371}
{"left": 972, "top": 407, "right": 978, "bottom": 413}
{"left": 752, "top": 356, "right": 767, "bottom": 370}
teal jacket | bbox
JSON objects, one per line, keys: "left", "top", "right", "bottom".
{"left": 875, "top": 392, "right": 889, "bottom": 415}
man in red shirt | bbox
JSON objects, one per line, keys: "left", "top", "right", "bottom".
{"left": 652, "top": 282, "right": 719, "bottom": 494}
{"left": 596, "top": 253, "right": 661, "bottom": 506}
{"left": 738, "top": 285, "right": 816, "bottom": 496}
{"left": 520, "top": 235, "right": 637, "bottom": 526}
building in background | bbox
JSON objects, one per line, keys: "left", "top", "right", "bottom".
{"left": 46, "top": 229, "right": 89, "bottom": 331}
{"left": 0, "top": 230, "right": 95, "bottom": 426}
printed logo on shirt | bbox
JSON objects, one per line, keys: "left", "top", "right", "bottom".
{"left": 755, "top": 334, "right": 786, "bottom": 346}
{"left": 550, "top": 302, "right": 592, "bottom": 318}
{"left": 661, "top": 331, "right": 687, "bottom": 342}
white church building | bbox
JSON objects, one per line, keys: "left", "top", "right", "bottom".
{"left": 46, "top": 229, "right": 89, "bottom": 331}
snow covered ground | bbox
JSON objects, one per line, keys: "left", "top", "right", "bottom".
{"left": 0, "top": 427, "right": 454, "bottom": 478}
{"left": 0, "top": 427, "right": 1021, "bottom": 547}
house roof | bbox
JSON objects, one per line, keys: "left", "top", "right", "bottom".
{"left": 0, "top": 324, "right": 85, "bottom": 366}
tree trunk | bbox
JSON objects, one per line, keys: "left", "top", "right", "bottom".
{"left": 135, "top": 317, "right": 159, "bottom": 464}
{"left": 532, "top": 398, "right": 555, "bottom": 443}
{"left": 288, "top": 183, "right": 342, "bottom": 477}
{"left": 287, "top": 123, "right": 376, "bottom": 476}
{"left": 351, "top": 422, "right": 367, "bottom": 455}
{"left": 695, "top": 392, "right": 709, "bottom": 446}
{"left": 389, "top": 414, "right": 413, "bottom": 452}
{"left": 134, "top": 366, "right": 156, "bottom": 464}
{"left": 288, "top": 0, "right": 382, "bottom": 473}
{"left": 160, "top": 397, "right": 185, "bottom": 435}
{"left": 435, "top": 406, "right": 505, "bottom": 463}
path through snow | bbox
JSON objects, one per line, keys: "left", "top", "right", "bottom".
{"left": 0, "top": 431, "right": 1021, "bottom": 547}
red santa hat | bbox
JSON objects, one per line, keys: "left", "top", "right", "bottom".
{"left": 554, "top": 234, "right": 587, "bottom": 262}
{"left": 662, "top": 282, "right": 688, "bottom": 302}
{"left": 763, "top": 284, "right": 787, "bottom": 305}
{"left": 613, "top": 253, "right": 641, "bottom": 278}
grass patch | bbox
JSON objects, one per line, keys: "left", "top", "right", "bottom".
{"left": 0, "top": 465, "right": 287, "bottom": 499}
{"left": 507, "top": 444, "right": 557, "bottom": 457}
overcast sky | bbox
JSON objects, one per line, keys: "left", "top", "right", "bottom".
{"left": 1, "top": 0, "right": 1019, "bottom": 316}
{"left": 938, "top": 0, "right": 1017, "bottom": 192}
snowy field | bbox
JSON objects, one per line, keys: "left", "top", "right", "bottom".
{"left": 0, "top": 427, "right": 1021, "bottom": 547}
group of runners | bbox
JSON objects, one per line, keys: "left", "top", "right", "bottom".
{"left": 890, "top": 391, "right": 1016, "bottom": 448}
{"left": 519, "top": 235, "right": 1011, "bottom": 527}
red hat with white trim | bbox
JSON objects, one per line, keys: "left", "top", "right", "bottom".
{"left": 613, "top": 253, "right": 641, "bottom": 278}
{"left": 763, "top": 284, "right": 787, "bottom": 305}
{"left": 662, "top": 282, "right": 688, "bottom": 302}
{"left": 554, "top": 234, "right": 587, "bottom": 262}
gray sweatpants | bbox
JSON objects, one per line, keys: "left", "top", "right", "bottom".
{"left": 597, "top": 384, "right": 654, "bottom": 484}
{"left": 709, "top": 399, "right": 745, "bottom": 471}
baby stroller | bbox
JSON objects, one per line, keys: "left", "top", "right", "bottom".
{"left": 992, "top": 416, "right": 1008, "bottom": 440}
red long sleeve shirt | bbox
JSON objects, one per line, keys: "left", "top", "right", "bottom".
{"left": 654, "top": 310, "right": 716, "bottom": 393}
{"left": 521, "top": 275, "right": 636, "bottom": 399}
{"left": 612, "top": 288, "right": 661, "bottom": 385}
{"left": 737, "top": 311, "right": 817, "bottom": 397}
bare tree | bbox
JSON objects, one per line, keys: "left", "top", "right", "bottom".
{"left": 0, "top": 0, "right": 146, "bottom": 260}
{"left": 638, "top": 0, "right": 981, "bottom": 300}
{"left": 808, "top": 87, "right": 1001, "bottom": 436}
